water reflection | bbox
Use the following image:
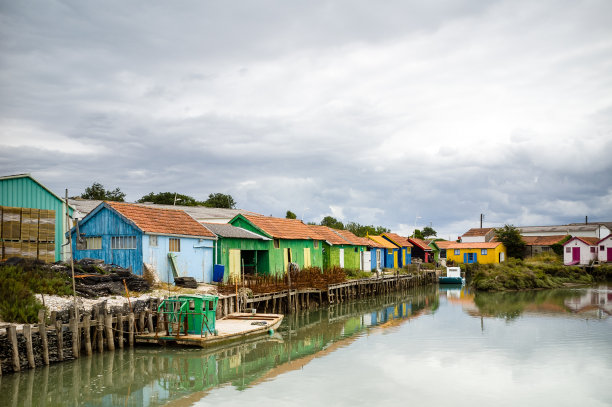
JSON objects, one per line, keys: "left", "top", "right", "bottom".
{"left": 1, "top": 286, "right": 439, "bottom": 407}
{"left": 439, "top": 284, "right": 612, "bottom": 320}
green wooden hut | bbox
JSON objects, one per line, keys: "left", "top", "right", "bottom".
{"left": 308, "top": 225, "right": 365, "bottom": 270}
{"left": 0, "top": 173, "right": 74, "bottom": 262}
{"left": 228, "top": 214, "right": 324, "bottom": 276}
{"left": 202, "top": 222, "right": 272, "bottom": 282}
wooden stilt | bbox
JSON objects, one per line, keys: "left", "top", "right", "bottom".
{"left": 105, "top": 314, "right": 115, "bottom": 351}
{"left": 23, "top": 325, "right": 35, "bottom": 368}
{"left": 70, "top": 317, "right": 79, "bottom": 359}
{"left": 97, "top": 313, "right": 104, "bottom": 353}
{"left": 117, "top": 314, "right": 124, "bottom": 349}
{"left": 38, "top": 319, "right": 49, "bottom": 365}
{"left": 83, "top": 313, "right": 92, "bottom": 356}
{"left": 128, "top": 313, "right": 135, "bottom": 347}
{"left": 55, "top": 320, "right": 64, "bottom": 361}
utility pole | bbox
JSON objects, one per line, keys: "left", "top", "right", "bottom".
{"left": 480, "top": 213, "right": 484, "bottom": 228}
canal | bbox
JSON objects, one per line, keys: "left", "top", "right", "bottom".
{"left": 2, "top": 284, "right": 611, "bottom": 406}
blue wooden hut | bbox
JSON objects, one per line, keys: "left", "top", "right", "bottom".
{"left": 382, "top": 233, "right": 413, "bottom": 267}
{"left": 70, "top": 202, "right": 217, "bottom": 283}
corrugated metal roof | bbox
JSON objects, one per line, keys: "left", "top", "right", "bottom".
{"left": 519, "top": 225, "right": 603, "bottom": 233}
{"left": 202, "top": 222, "right": 269, "bottom": 240}
{"left": 106, "top": 202, "right": 216, "bottom": 238}
{"left": 1, "top": 173, "right": 74, "bottom": 209}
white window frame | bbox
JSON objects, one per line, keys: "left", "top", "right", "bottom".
{"left": 85, "top": 236, "right": 102, "bottom": 250}
{"left": 111, "top": 236, "right": 137, "bottom": 250}
{"left": 150, "top": 235, "right": 158, "bottom": 247}
{"left": 454, "top": 249, "right": 460, "bottom": 255}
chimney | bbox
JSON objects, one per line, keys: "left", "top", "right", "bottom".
{"left": 585, "top": 216, "right": 588, "bottom": 225}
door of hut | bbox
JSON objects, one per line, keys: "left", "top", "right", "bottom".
{"left": 339, "top": 248, "right": 345, "bottom": 268}
{"left": 229, "top": 249, "right": 241, "bottom": 282}
{"left": 303, "top": 248, "right": 311, "bottom": 268}
{"left": 361, "top": 251, "right": 371, "bottom": 271}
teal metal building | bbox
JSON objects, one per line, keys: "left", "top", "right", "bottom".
{"left": 0, "top": 173, "right": 73, "bottom": 261}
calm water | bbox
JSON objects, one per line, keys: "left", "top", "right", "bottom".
{"left": 2, "top": 284, "right": 611, "bottom": 407}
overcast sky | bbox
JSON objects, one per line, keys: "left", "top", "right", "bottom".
{"left": 1, "top": 0, "right": 611, "bottom": 239}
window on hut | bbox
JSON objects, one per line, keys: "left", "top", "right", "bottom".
{"left": 85, "top": 237, "right": 102, "bottom": 250}
{"left": 274, "top": 239, "right": 280, "bottom": 249}
{"left": 150, "top": 235, "right": 158, "bottom": 247}
{"left": 169, "top": 238, "right": 180, "bottom": 252}
{"left": 111, "top": 236, "right": 136, "bottom": 249}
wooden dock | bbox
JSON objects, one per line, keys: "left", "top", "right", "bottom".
{"left": 0, "top": 271, "right": 436, "bottom": 374}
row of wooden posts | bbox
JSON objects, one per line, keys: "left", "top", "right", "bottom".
{"left": 1, "top": 271, "right": 436, "bottom": 374}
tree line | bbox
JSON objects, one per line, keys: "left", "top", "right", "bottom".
{"left": 77, "top": 182, "right": 237, "bottom": 209}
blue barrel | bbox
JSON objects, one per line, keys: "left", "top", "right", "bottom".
{"left": 213, "top": 264, "right": 225, "bottom": 282}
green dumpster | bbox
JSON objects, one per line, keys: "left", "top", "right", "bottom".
{"left": 158, "top": 294, "right": 218, "bottom": 336}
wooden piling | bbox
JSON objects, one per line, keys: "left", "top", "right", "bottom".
{"left": 105, "top": 314, "right": 115, "bottom": 351}
{"left": 55, "top": 319, "right": 64, "bottom": 361}
{"left": 128, "top": 313, "right": 135, "bottom": 347}
{"left": 96, "top": 313, "right": 104, "bottom": 353}
{"left": 23, "top": 324, "right": 35, "bottom": 368}
{"left": 139, "top": 312, "right": 145, "bottom": 334}
{"left": 70, "top": 317, "right": 79, "bottom": 359}
{"left": 39, "top": 319, "right": 49, "bottom": 365}
{"left": 147, "top": 310, "right": 154, "bottom": 333}
{"left": 117, "top": 314, "right": 124, "bottom": 349}
{"left": 83, "top": 313, "right": 92, "bottom": 356}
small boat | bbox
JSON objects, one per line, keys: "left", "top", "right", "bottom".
{"left": 439, "top": 266, "right": 465, "bottom": 285}
{"left": 135, "top": 294, "right": 284, "bottom": 348}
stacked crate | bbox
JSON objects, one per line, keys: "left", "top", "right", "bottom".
{"left": 0, "top": 206, "right": 56, "bottom": 262}
{"left": 38, "top": 209, "right": 56, "bottom": 263}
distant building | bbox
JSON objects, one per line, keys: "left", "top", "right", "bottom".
{"left": 597, "top": 234, "right": 612, "bottom": 263}
{"left": 563, "top": 237, "right": 599, "bottom": 266}
{"left": 519, "top": 224, "right": 609, "bottom": 239}
{"left": 460, "top": 228, "right": 496, "bottom": 243}
{"left": 522, "top": 235, "right": 568, "bottom": 257}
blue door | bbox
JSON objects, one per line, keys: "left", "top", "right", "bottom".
{"left": 464, "top": 253, "right": 477, "bottom": 264}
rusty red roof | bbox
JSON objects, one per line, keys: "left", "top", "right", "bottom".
{"left": 308, "top": 225, "right": 351, "bottom": 245}
{"left": 106, "top": 201, "right": 215, "bottom": 238}
{"left": 461, "top": 228, "right": 495, "bottom": 237}
{"left": 242, "top": 215, "right": 323, "bottom": 240}
{"left": 522, "top": 235, "right": 568, "bottom": 246}
{"left": 407, "top": 238, "right": 433, "bottom": 251}
{"left": 563, "top": 236, "right": 600, "bottom": 246}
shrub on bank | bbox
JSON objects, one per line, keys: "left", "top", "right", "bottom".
{"left": 0, "top": 264, "right": 72, "bottom": 323}
{"left": 467, "top": 257, "right": 595, "bottom": 292}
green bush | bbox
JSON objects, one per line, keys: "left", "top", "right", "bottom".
{"left": 0, "top": 265, "right": 72, "bottom": 323}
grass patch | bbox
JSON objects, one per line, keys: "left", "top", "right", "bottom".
{"left": 0, "top": 264, "right": 72, "bottom": 323}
